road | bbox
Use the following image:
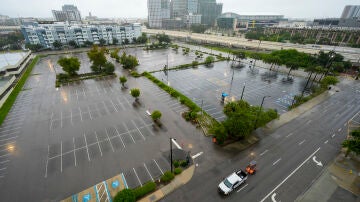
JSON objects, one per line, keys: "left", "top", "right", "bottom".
{"left": 159, "top": 78, "right": 360, "bottom": 202}
{"left": 144, "top": 29, "right": 360, "bottom": 62}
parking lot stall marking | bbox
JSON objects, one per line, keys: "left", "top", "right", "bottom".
{"left": 139, "top": 118, "right": 155, "bottom": 136}
{"left": 78, "top": 107, "right": 83, "bottom": 121}
{"left": 0, "top": 160, "right": 9, "bottom": 164}
{"left": 143, "top": 163, "right": 154, "bottom": 181}
{"left": 105, "top": 128, "right": 115, "bottom": 152}
{"left": 0, "top": 123, "right": 22, "bottom": 130}
{"left": 121, "top": 173, "right": 128, "bottom": 189}
{"left": 45, "top": 145, "right": 49, "bottom": 178}
{"left": 83, "top": 133, "right": 91, "bottom": 161}
{"left": 0, "top": 131, "right": 19, "bottom": 138}
{"left": 0, "top": 153, "right": 10, "bottom": 158}
{"left": 0, "top": 136, "right": 18, "bottom": 142}
{"left": 70, "top": 110, "right": 73, "bottom": 125}
{"left": 114, "top": 127, "right": 126, "bottom": 148}
{"left": 94, "top": 131, "right": 103, "bottom": 157}
{"left": 103, "top": 181, "right": 112, "bottom": 202}
{"left": 123, "top": 123, "right": 136, "bottom": 144}
{"left": 73, "top": 137, "right": 77, "bottom": 167}
{"left": 87, "top": 106, "right": 93, "bottom": 120}
{"left": 133, "top": 168, "right": 142, "bottom": 186}
{"left": 109, "top": 100, "right": 118, "bottom": 113}
{"left": 131, "top": 120, "right": 146, "bottom": 141}
{"left": 60, "top": 141, "right": 63, "bottom": 172}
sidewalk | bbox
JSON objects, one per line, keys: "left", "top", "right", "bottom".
{"left": 138, "top": 165, "right": 195, "bottom": 202}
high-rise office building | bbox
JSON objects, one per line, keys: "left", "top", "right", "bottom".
{"left": 148, "top": 0, "right": 170, "bottom": 28}
{"left": 198, "top": 0, "right": 223, "bottom": 26}
{"left": 171, "top": 0, "right": 187, "bottom": 19}
{"left": 187, "top": 0, "right": 198, "bottom": 14}
{"left": 52, "top": 4, "right": 82, "bottom": 22}
{"left": 341, "top": 5, "right": 360, "bottom": 19}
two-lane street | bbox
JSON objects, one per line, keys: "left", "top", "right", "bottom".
{"left": 160, "top": 78, "right": 360, "bottom": 202}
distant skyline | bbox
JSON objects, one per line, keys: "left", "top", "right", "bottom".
{"left": 0, "top": 0, "right": 359, "bottom": 19}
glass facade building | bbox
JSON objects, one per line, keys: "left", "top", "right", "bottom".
{"left": 148, "top": 0, "right": 171, "bottom": 28}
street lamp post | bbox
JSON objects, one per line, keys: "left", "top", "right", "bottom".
{"left": 170, "top": 138, "right": 176, "bottom": 173}
{"left": 240, "top": 83, "right": 246, "bottom": 100}
{"left": 254, "top": 96, "right": 270, "bottom": 130}
{"left": 324, "top": 51, "right": 336, "bottom": 76}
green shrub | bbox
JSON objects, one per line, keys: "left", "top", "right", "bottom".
{"left": 174, "top": 167, "right": 182, "bottom": 175}
{"left": 173, "top": 160, "right": 180, "bottom": 168}
{"left": 130, "top": 71, "right": 141, "bottom": 77}
{"left": 133, "top": 182, "right": 157, "bottom": 200}
{"left": 180, "top": 160, "right": 188, "bottom": 167}
{"left": 114, "top": 189, "right": 135, "bottom": 202}
{"left": 57, "top": 73, "right": 70, "bottom": 82}
{"left": 180, "top": 97, "right": 186, "bottom": 104}
{"left": 161, "top": 171, "right": 175, "bottom": 183}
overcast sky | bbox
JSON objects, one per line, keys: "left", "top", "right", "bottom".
{"left": 0, "top": 0, "right": 359, "bottom": 19}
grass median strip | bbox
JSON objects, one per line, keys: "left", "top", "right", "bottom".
{"left": 0, "top": 55, "right": 39, "bottom": 125}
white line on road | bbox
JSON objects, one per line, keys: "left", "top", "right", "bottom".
{"left": 84, "top": 133, "right": 91, "bottom": 161}
{"left": 272, "top": 158, "right": 282, "bottom": 166}
{"left": 45, "top": 145, "right": 49, "bottom": 178}
{"left": 153, "top": 159, "right": 164, "bottom": 175}
{"left": 237, "top": 183, "right": 248, "bottom": 192}
{"left": 114, "top": 127, "right": 126, "bottom": 148}
{"left": 60, "top": 141, "right": 63, "bottom": 172}
{"left": 73, "top": 137, "right": 77, "bottom": 167}
{"left": 192, "top": 152, "right": 203, "bottom": 159}
{"left": 123, "top": 123, "right": 136, "bottom": 144}
{"left": 332, "top": 134, "right": 336, "bottom": 138}
{"left": 260, "top": 150, "right": 269, "bottom": 156}
{"left": 105, "top": 128, "right": 115, "bottom": 152}
{"left": 286, "top": 133, "right": 293, "bottom": 138}
{"left": 338, "top": 128, "right": 342, "bottom": 132}
{"left": 172, "top": 139, "right": 182, "bottom": 149}
{"left": 94, "top": 132, "right": 103, "bottom": 157}
{"left": 344, "top": 123, "right": 347, "bottom": 127}
{"left": 271, "top": 193, "right": 278, "bottom": 202}
{"left": 144, "top": 163, "right": 154, "bottom": 181}
{"left": 132, "top": 120, "right": 146, "bottom": 141}
{"left": 306, "top": 120, "right": 312, "bottom": 125}
{"left": 298, "top": 140, "right": 306, "bottom": 145}
{"left": 133, "top": 168, "right": 142, "bottom": 186}
{"left": 324, "top": 140, "right": 329, "bottom": 144}
{"left": 259, "top": 147, "right": 321, "bottom": 202}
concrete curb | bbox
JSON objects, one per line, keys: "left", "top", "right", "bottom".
{"left": 138, "top": 165, "right": 195, "bottom": 202}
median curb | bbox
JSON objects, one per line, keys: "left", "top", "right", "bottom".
{"left": 138, "top": 165, "right": 195, "bottom": 202}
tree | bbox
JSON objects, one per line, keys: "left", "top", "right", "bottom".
{"left": 132, "top": 37, "right": 137, "bottom": 44}
{"left": 84, "top": 40, "right": 93, "bottom": 47}
{"left": 99, "top": 38, "right": 106, "bottom": 46}
{"left": 103, "top": 62, "right": 115, "bottom": 74}
{"left": 57, "top": 57, "right": 80, "bottom": 76}
{"left": 119, "top": 76, "right": 127, "bottom": 87}
{"left": 156, "top": 33, "right": 171, "bottom": 44}
{"left": 130, "top": 88, "right": 140, "bottom": 101}
{"left": 53, "top": 40, "right": 62, "bottom": 49}
{"left": 87, "top": 45, "right": 107, "bottom": 72}
{"left": 112, "top": 38, "right": 118, "bottom": 45}
{"left": 68, "top": 40, "right": 78, "bottom": 48}
{"left": 342, "top": 130, "right": 360, "bottom": 157}
{"left": 151, "top": 110, "right": 162, "bottom": 122}
{"left": 204, "top": 56, "right": 215, "bottom": 66}
{"left": 114, "top": 189, "right": 135, "bottom": 202}
{"left": 190, "top": 24, "right": 208, "bottom": 33}
{"left": 124, "top": 38, "right": 129, "bottom": 45}
{"left": 136, "top": 33, "right": 148, "bottom": 44}
{"left": 25, "top": 43, "right": 43, "bottom": 52}
{"left": 320, "top": 76, "right": 339, "bottom": 89}
{"left": 120, "top": 52, "right": 139, "bottom": 69}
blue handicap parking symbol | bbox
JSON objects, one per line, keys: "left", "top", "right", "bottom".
{"left": 112, "top": 180, "right": 119, "bottom": 189}
{"left": 83, "top": 193, "right": 91, "bottom": 202}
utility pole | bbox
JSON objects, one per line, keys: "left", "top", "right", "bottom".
{"left": 240, "top": 83, "right": 246, "bottom": 100}
{"left": 254, "top": 96, "right": 270, "bottom": 130}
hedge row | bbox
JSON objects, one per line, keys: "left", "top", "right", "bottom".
{"left": 0, "top": 55, "right": 39, "bottom": 125}
{"left": 133, "top": 182, "right": 157, "bottom": 200}
{"left": 56, "top": 73, "right": 116, "bottom": 87}
{"left": 142, "top": 72, "right": 201, "bottom": 112}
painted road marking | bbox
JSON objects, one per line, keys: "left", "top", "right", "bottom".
{"left": 132, "top": 120, "right": 146, "bottom": 141}
{"left": 105, "top": 128, "right": 115, "bottom": 152}
{"left": 260, "top": 150, "right": 269, "bottom": 156}
{"left": 332, "top": 134, "right": 336, "bottom": 138}
{"left": 271, "top": 193, "right": 278, "bottom": 202}
{"left": 121, "top": 173, "right": 128, "bottom": 189}
{"left": 73, "top": 137, "right": 77, "bottom": 167}
{"left": 133, "top": 168, "right": 142, "bottom": 186}
{"left": 60, "top": 141, "right": 63, "bottom": 172}
{"left": 153, "top": 159, "right": 164, "bottom": 175}
{"left": 45, "top": 145, "right": 49, "bottom": 178}
{"left": 172, "top": 139, "right": 182, "bottom": 149}
{"left": 114, "top": 127, "right": 126, "bottom": 148}
{"left": 324, "top": 140, "right": 329, "bottom": 144}
{"left": 144, "top": 163, "right": 154, "bottom": 181}
{"left": 344, "top": 123, "right": 347, "bottom": 127}
{"left": 272, "top": 158, "right": 282, "bottom": 166}
{"left": 192, "top": 152, "right": 203, "bottom": 159}
{"left": 338, "top": 128, "right": 342, "bottom": 132}
{"left": 260, "top": 147, "right": 321, "bottom": 202}
{"left": 94, "top": 131, "right": 103, "bottom": 157}
{"left": 236, "top": 183, "right": 248, "bottom": 192}
{"left": 83, "top": 133, "right": 91, "bottom": 161}
{"left": 286, "top": 133, "right": 293, "bottom": 138}
{"left": 298, "top": 140, "right": 306, "bottom": 145}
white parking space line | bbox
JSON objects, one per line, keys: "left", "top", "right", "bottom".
{"left": 60, "top": 111, "right": 63, "bottom": 128}
{"left": 49, "top": 112, "right": 54, "bottom": 131}
{"left": 60, "top": 141, "right": 63, "bottom": 172}
{"left": 139, "top": 118, "right": 155, "bottom": 136}
{"left": 133, "top": 168, "right": 142, "bottom": 186}
{"left": 0, "top": 153, "right": 10, "bottom": 158}
{"left": 0, "top": 141, "right": 16, "bottom": 148}
{"left": 332, "top": 134, "right": 336, "bottom": 138}
{"left": 286, "top": 133, "right": 294, "bottom": 138}
{"left": 237, "top": 183, "right": 248, "bottom": 192}
{"left": 144, "top": 163, "right": 154, "bottom": 181}
{"left": 114, "top": 127, "right": 126, "bottom": 148}
{"left": 260, "top": 150, "right": 269, "bottom": 156}
{"left": 0, "top": 123, "right": 22, "bottom": 130}
{"left": 83, "top": 133, "right": 91, "bottom": 161}
{"left": 94, "top": 132, "right": 103, "bottom": 157}
{"left": 45, "top": 145, "right": 49, "bottom": 178}
{"left": 70, "top": 110, "right": 73, "bottom": 125}
{"left": 298, "top": 140, "right": 306, "bottom": 145}
{"left": 123, "top": 123, "right": 136, "bottom": 144}
{"left": 0, "top": 131, "right": 18, "bottom": 138}
{"left": 0, "top": 136, "right": 18, "bottom": 142}
{"left": 324, "top": 140, "right": 329, "bottom": 144}
{"left": 153, "top": 159, "right": 164, "bottom": 175}
{"left": 105, "top": 128, "right": 115, "bottom": 152}
{"left": 87, "top": 106, "right": 93, "bottom": 120}
{"left": 109, "top": 100, "right": 118, "bottom": 112}
{"left": 132, "top": 120, "right": 146, "bottom": 141}
{"left": 272, "top": 158, "right": 282, "bottom": 166}
{"left": 78, "top": 107, "right": 83, "bottom": 121}
{"left": 73, "top": 137, "right": 77, "bottom": 167}
{"left": 338, "top": 128, "right": 342, "bottom": 132}
{"left": 0, "top": 160, "right": 9, "bottom": 164}
{"left": 0, "top": 127, "right": 21, "bottom": 134}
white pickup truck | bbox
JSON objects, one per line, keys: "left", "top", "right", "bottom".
{"left": 218, "top": 170, "right": 248, "bottom": 195}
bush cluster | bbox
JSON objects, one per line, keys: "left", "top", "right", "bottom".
{"left": 133, "top": 182, "right": 157, "bottom": 200}
{"left": 174, "top": 167, "right": 182, "bottom": 175}
{"left": 160, "top": 171, "right": 175, "bottom": 183}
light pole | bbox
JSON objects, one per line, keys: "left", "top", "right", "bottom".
{"left": 240, "top": 83, "right": 246, "bottom": 100}
{"left": 170, "top": 138, "right": 176, "bottom": 173}
{"left": 324, "top": 51, "right": 336, "bottom": 76}
{"left": 254, "top": 96, "right": 270, "bottom": 130}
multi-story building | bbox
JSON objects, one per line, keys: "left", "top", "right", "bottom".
{"left": 148, "top": 0, "right": 171, "bottom": 28}
{"left": 52, "top": 4, "right": 82, "bottom": 22}
{"left": 171, "top": 0, "right": 187, "bottom": 19}
{"left": 21, "top": 22, "right": 142, "bottom": 49}
{"left": 341, "top": 5, "right": 360, "bottom": 19}
{"left": 216, "top": 12, "right": 285, "bottom": 30}
{"left": 198, "top": 0, "right": 223, "bottom": 26}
